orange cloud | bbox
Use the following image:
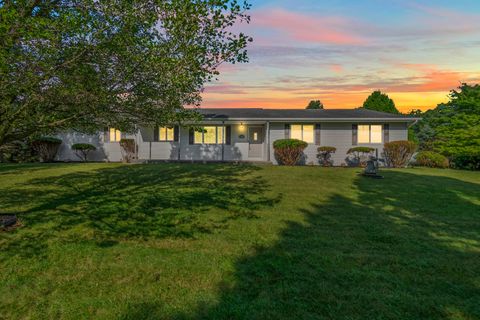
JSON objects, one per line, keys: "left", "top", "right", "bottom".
{"left": 202, "top": 65, "right": 480, "bottom": 113}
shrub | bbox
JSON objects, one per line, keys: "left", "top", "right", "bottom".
{"left": 273, "top": 139, "right": 308, "bottom": 166}
{"left": 317, "top": 146, "right": 336, "bottom": 167}
{"left": 72, "top": 143, "right": 96, "bottom": 162}
{"left": 0, "top": 141, "right": 37, "bottom": 163}
{"left": 383, "top": 140, "right": 416, "bottom": 168}
{"left": 450, "top": 153, "right": 480, "bottom": 170}
{"left": 31, "top": 137, "right": 62, "bottom": 162}
{"left": 346, "top": 147, "right": 375, "bottom": 167}
{"left": 119, "top": 138, "right": 136, "bottom": 163}
{"left": 415, "top": 151, "right": 449, "bottom": 168}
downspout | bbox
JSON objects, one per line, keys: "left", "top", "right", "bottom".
{"left": 266, "top": 121, "right": 270, "bottom": 162}
{"left": 177, "top": 122, "right": 181, "bottom": 161}
{"left": 221, "top": 121, "right": 225, "bottom": 161}
{"left": 134, "top": 124, "right": 138, "bottom": 161}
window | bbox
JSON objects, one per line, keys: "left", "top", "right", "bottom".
{"left": 109, "top": 128, "right": 121, "bottom": 142}
{"left": 290, "top": 124, "right": 314, "bottom": 143}
{"left": 358, "top": 125, "right": 382, "bottom": 143}
{"left": 194, "top": 126, "right": 225, "bottom": 144}
{"left": 158, "top": 127, "right": 174, "bottom": 141}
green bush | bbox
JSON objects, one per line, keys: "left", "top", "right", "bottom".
{"left": 31, "top": 136, "right": 62, "bottom": 162}
{"left": 346, "top": 147, "right": 375, "bottom": 167}
{"left": 273, "top": 139, "right": 308, "bottom": 166}
{"left": 317, "top": 146, "right": 336, "bottom": 167}
{"left": 347, "top": 147, "right": 375, "bottom": 154}
{"left": 450, "top": 153, "right": 480, "bottom": 170}
{"left": 415, "top": 151, "right": 449, "bottom": 168}
{"left": 120, "top": 138, "right": 136, "bottom": 163}
{"left": 72, "top": 143, "right": 96, "bottom": 162}
{"left": 0, "top": 141, "right": 38, "bottom": 163}
{"left": 383, "top": 141, "right": 416, "bottom": 168}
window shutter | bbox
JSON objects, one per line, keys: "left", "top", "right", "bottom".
{"left": 189, "top": 128, "right": 194, "bottom": 145}
{"left": 153, "top": 126, "right": 159, "bottom": 142}
{"left": 383, "top": 124, "right": 390, "bottom": 143}
{"left": 284, "top": 124, "right": 291, "bottom": 139}
{"left": 225, "top": 125, "right": 231, "bottom": 145}
{"left": 315, "top": 124, "right": 321, "bottom": 145}
{"left": 104, "top": 127, "right": 110, "bottom": 142}
{"left": 352, "top": 124, "right": 358, "bottom": 145}
{"left": 174, "top": 125, "right": 179, "bottom": 142}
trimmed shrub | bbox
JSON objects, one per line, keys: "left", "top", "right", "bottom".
{"left": 317, "top": 146, "right": 336, "bottom": 167}
{"left": 31, "top": 137, "right": 62, "bottom": 162}
{"left": 273, "top": 139, "right": 308, "bottom": 166}
{"left": 0, "top": 141, "right": 37, "bottom": 163}
{"left": 72, "top": 143, "right": 96, "bottom": 162}
{"left": 119, "top": 138, "right": 136, "bottom": 163}
{"left": 383, "top": 140, "right": 416, "bottom": 168}
{"left": 415, "top": 151, "right": 449, "bottom": 168}
{"left": 346, "top": 147, "right": 375, "bottom": 167}
{"left": 450, "top": 153, "right": 480, "bottom": 170}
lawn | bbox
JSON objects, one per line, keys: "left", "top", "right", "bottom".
{"left": 0, "top": 163, "right": 479, "bottom": 320}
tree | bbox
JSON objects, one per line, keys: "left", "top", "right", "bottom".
{"left": 362, "top": 91, "right": 399, "bottom": 114}
{"left": 0, "top": 0, "right": 252, "bottom": 149}
{"left": 412, "top": 83, "right": 480, "bottom": 169}
{"left": 306, "top": 100, "right": 324, "bottom": 109}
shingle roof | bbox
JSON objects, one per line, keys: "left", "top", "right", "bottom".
{"left": 196, "top": 108, "right": 417, "bottom": 121}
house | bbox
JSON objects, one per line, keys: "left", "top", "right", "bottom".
{"left": 57, "top": 108, "right": 418, "bottom": 165}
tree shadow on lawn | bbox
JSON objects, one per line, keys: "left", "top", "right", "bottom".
{"left": 169, "top": 171, "right": 480, "bottom": 320}
{"left": 0, "top": 164, "right": 281, "bottom": 258}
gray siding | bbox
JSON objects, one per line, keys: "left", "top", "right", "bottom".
{"left": 56, "top": 121, "right": 410, "bottom": 165}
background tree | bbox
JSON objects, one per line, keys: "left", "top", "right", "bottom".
{"left": 0, "top": 0, "right": 252, "bottom": 149}
{"left": 306, "top": 100, "right": 324, "bottom": 109}
{"left": 362, "top": 91, "right": 399, "bottom": 114}
{"left": 412, "top": 83, "right": 480, "bottom": 169}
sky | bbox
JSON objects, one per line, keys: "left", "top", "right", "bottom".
{"left": 201, "top": 0, "right": 480, "bottom": 112}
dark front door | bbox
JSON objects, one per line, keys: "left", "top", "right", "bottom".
{"left": 248, "top": 126, "right": 264, "bottom": 159}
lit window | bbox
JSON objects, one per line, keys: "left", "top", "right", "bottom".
{"left": 159, "top": 127, "right": 174, "bottom": 141}
{"left": 290, "top": 124, "right": 314, "bottom": 143}
{"left": 371, "top": 125, "right": 382, "bottom": 143}
{"left": 358, "top": 125, "right": 383, "bottom": 144}
{"left": 109, "top": 128, "right": 121, "bottom": 142}
{"left": 218, "top": 126, "right": 224, "bottom": 144}
{"left": 303, "top": 125, "right": 314, "bottom": 143}
{"left": 358, "top": 125, "right": 370, "bottom": 143}
{"left": 194, "top": 130, "right": 203, "bottom": 144}
{"left": 203, "top": 126, "right": 216, "bottom": 144}
{"left": 194, "top": 126, "right": 225, "bottom": 144}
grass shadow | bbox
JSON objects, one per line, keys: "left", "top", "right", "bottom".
{"left": 170, "top": 170, "right": 480, "bottom": 319}
{"left": 0, "top": 163, "right": 281, "bottom": 258}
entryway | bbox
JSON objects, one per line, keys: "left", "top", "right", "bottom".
{"left": 248, "top": 126, "right": 264, "bottom": 160}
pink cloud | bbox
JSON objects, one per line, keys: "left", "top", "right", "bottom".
{"left": 329, "top": 64, "right": 344, "bottom": 73}
{"left": 252, "top": 8, "right": 366, "bottom": 45}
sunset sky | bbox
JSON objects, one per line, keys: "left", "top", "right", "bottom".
{"left": 201, "top": 0, "right": 480, "bottom": 112}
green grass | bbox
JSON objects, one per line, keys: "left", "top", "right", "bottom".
{"left": 0, "top": 163, "right": 479, "bottom": 320}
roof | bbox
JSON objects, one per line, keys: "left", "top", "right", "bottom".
{"left": 196, "top": 108, "right": 418, "bottom": 122}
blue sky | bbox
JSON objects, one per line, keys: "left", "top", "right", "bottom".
{"left": 202, "top": 0, "right": 480, "bottom": 111}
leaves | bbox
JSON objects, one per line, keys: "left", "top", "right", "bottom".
{"left": 362, "top": 91, "right": 399, "bottom": 114}
{"left": 0, "top": 0, "right": 252, "bottom": 147}
{"left": 413, "top": 83, "right": 480, "bottom": 169}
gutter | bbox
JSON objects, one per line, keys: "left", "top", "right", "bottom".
{"left": 201, "top": 117, "right": 422, "bottom": 122}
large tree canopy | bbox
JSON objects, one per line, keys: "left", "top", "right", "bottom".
{"left": 413, "top": 83, "right": 480, "bottom": 159}
{"left": 0, "top": 0, "right": 252, "bottom": 147}
{"left": 362, "top": 90, "right": 399, "bottom": 114}
{"left": 306, "top": 100, "right": 324, "bottom": 109}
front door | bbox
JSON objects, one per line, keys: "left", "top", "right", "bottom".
{"left": 248, "top": 126, "right": 264, "bottom": 159}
